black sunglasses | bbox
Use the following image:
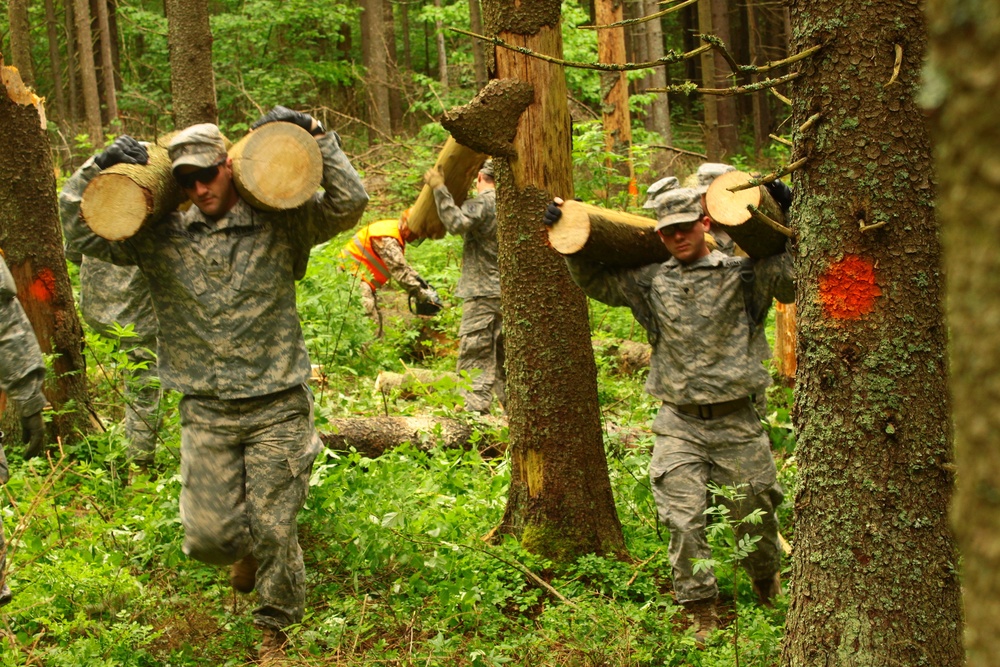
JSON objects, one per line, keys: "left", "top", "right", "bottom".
{"left": 176, "top": 158, "right": 226, "bottom": 190}
{"left": 657, "top": 220, "right": 698, "bottom": 236}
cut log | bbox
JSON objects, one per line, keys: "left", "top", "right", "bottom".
{"left": 229, "top": 121, "right": 323, "bottom": 212}
{"left": 593, "top": 338, "right": 651, "bottom": 375}
{"left": 705, "top": 170, "right": 788, "bottom": 258}
{"left": 374, "top": 368, "right": 460, "bottom": 398}
{"left": 80, "top": 143, "right": 186, "bottom": 240}
{"left": 407, "top": 136, "right": 487, "bottom": 239}
{"left": 319, "top": 416, "right": 503, "bottom": 458}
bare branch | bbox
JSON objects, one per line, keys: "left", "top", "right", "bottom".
{"left": 887, "top": 44, "right": 902, "bottom": 86}
{"left": 748, "top": 204, "right": 796, "bottom": 239}
{"left": 650, "top": 144, "right": 708, "bottom": 159}
{"left": 771, "top": 87, "right": 792, "bottom": 106}
{"left": 859, "top": 219, "right": 889, "bottom": 233}
{"left": 727, "top": 157, "right": 809, "bottom": 192}
{"left": 700, "top": 33, "right": 741, "bottom": 76}
{"left": 799, "top": 113, "right": 822, "bottom": 134}
{"left": 744, "top": 44, "right": 823, "bottom": 74}
{"left": 769, "top": 134, "right": 794, "bottom": 147}
{"left": 649, "top": 71, "right": 801, "bottom": 96}
{"left": 579, "top": 0, "right": 699, "bottom": 30}
{"left": 449, "top": 27, "right": 711, "bottom": 71}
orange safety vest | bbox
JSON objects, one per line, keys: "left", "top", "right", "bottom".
{"left": 339, "top": 219, "right": 405, "bottom": 290}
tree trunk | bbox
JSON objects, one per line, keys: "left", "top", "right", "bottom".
{"left": 710, "top": 0, "right": 740, "bottom": 156}
{"left": 478, "top": 0, "right": 627, "bottom": 562}
{"left": 746, "top": 0, "right": 771, "bottom": 156}
{"left": 780, "top": 1, "right": 964, "bottom": 665}
{"left": 697, "top": 0, "right": 720, "bottom": 160}
{"left": 0, "top": 64, "right": 90, "bottom": 441}
{"left": 361, "top": 0, "right": 390, "bottom": 142}
{"left": 94, "top": 0, "right": 118, "bottom": 126}
{"left": 9, "top": 0, "right": 37, "bottom": 90}
{"left": 643, "top": 1, "right": 671, "bottom": 142}
{"left": 383, "top": 0, "right": 403, "bottom": 134}
{"left": 434, "top": 0, "right": 448, "bottom": 88}
{"left": 595, "top": 0, "right": 633, "bottom": 196}
{"left": 73, "top": 0, "right": 103, "bottom": 147}
{"left": 925, "top": 2, "right": 1000, "bottom": 664}
{"left": 165, "top": 0, "right": 218, "bottom": 128}
{"left": 400, "top": 2, "right": 412, "bottom": 71}
{"left": 66, "top": 0, "right": 81, "bottom": 126}
{"left": 468, "top": 0, "right": 487, "bottom": 89}
{"left": 44, "top": 0, "right": 68, "bottom": 124}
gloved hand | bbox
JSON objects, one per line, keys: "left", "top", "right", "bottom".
{"left": 21, "top": 411, "right": 46, "bottom": 460}
{"left": 764, "top": 179, "right": 793, "bottom": 215}
{"left": 94, "top": 135, "right": 148, "bottom": 170}
{"left": 250, "top": 105, "right": 325, "bottom": 136}
{"left": 410, "top": 286, "right": 444, "bottom": 316}
{"left": 423, "top": 166, "right": 445, "bottom": 190}
{"left": 543, "top": 199, "right": 564, "bottom": 227}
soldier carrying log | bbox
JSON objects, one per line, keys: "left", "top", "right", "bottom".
{"left": 61, "top": 106, "right": 369, "bottom": 664}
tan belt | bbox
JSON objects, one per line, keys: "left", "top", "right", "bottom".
{"left": 666, "top": 397, "right": 751, "bottom": 420}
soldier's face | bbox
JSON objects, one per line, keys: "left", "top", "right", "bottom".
{"left": 658, "top": 217, "right": 711, "bottom": 264}
{"left": 178, "top": 157, "right": 238, "bottom": 219}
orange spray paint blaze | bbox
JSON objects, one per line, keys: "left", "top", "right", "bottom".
{"left": 819, "top": 255, "right": 882, "bottom": 320}
{"left": 29, "top": 267, "right": 57, "bottom": 303}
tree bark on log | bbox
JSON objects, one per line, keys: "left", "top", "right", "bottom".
{"left": 705, "top": 169, "right": 788, "bottom": 258}
{"left": 81, "top": 143, "right": 185, "bottom": 240}
{"left": 374, "top": 369, "right": 459, "bottom": 398}
{"left": 407, "top": 136, "right": 487, "bottom": 239}
{"left": 320, "top": 416, "right": 498, "bottom": 458}
{"left": 229, "top": 122, "right": 323, "bottom": 212}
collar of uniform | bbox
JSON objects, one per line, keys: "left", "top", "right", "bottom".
{"left": 665, "top": 249, "right": 729, "bottom": 271}
{"left": 183, "top": 196, "right": 251, "bottom": 233}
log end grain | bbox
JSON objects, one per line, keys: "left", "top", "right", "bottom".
{"left": 81, "top": 174, "right": 149, "bottom": 241}
{"left": 706, "top": 170, "right": 761, "bottom": 227}
{"left": 231, "top": 122, "right": 323, "bottom": 212}
{"left": 546, "top": 199, "right": 593, "bottom": 255}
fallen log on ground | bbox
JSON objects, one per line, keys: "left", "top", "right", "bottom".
{"left": 320, "top": 416, "right": 503, "bottom": 458}
{"left": 705, "top": 170, "right": 789, "bottom": 258}
{"left": 374, "top": 369, "right": 460, "bottom": 398}
{"left": 407, "top": 136, "right": 487, "bottom": 240}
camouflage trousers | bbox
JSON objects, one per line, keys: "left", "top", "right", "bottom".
{"left": 178, "top": 384, "right": 321, "bottom": 630}
{"left": 359, "top": 281, "right": 383, "bottom": 337}
{"left": 649, "top": 402, "right": 783, "bottom": 604}
{"left": 456, "top": 298, "right": 506, "bottom": 414}
{"left": 121, "top": 342, "right": 163, "bottom": 465}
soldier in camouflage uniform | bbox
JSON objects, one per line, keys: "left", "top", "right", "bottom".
{"left": 544, "top": 186, "right": 794, "bottom": 644}
{"left": 64, "top": 250, "right": 163, "bottom": 470}
{"left": 423, "top": 160, "right": 505, "bottom": 414}
{"left": 61, "top": 108, "right": 368, "bottom": 661}
{"left": 0, "top": 254, "right": 49, "bottom": 606}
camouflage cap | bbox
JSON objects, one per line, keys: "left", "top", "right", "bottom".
{"left": 695, "top": 162, "right": 735, "bottom": 193}
{"left": 168, "top": 123, "right": 228, "bottom": 172}
{"left": 479, "top": 159, "right": 494, "bottom": 178}
{"left": 653, "top": 187, "right": 703, "bottom": 230}
{"left": 643, "top": 176, "right": 680, "bottom": 210}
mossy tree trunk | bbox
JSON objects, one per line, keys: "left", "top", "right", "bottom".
{"left": 165, "top": 0, "right": 218, "bottom": 128}
{"left": 479, "top": 0, "right": 627, "bottom": 562}
{"left": 780, "top": 1, "right": 963, "bottom": 665}
{"left": 0, "top": 65, "right": 91, "bottom": 442}
{"left": 925, "top": 2, "right": 1000, "bottom": 664}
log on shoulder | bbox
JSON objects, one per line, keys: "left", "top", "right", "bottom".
{"left": 546, "top": 200, "right": 668, "bottom": 268}
{"left": 705, "top": 170, "right": 788, "bottom": 258}
{"left": 230, "top": 121, "right": 323, "bottom": 212}
{"left": 407, "top": 136, "right": 487, "bottom": 240}
{"left": 80, "top": 144, "right": 186, "bottom": 241}
{"left": 319, "top": 416, "right": 502, "bottom": 458}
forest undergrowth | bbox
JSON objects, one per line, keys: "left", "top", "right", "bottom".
{"left": 0, "top": 124, "right": 796, "bottom": 667}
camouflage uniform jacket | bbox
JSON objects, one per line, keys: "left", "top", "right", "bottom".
{"left": 65, "top": 254, "right": 159, "bottom": 341}
{"left": 433, "top": 186, "right": 499, "bottom": 299}
{"left": 370, "top": 236, "right": 425, "bottom": 294}
{"left": 0, "top": 258, "right": 46, "bottom": 417}
{"left": 62, "top": 132, "right": 369, "bottom": 399}
{"left": 566, "top": 250, "right": 794, "bottom": 405}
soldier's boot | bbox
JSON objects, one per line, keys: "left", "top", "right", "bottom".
{"left": 752, "top": 572, "right": 782, "bottom": 607}
{"left": 682, "top": 596, "right": 719, "bottom": 647}
{"left": 258, "top": 627, "right": 289, "bottom": 665}
{"left": 0, "top": 582, "right": 12, "bottom": 607}
{"left": 230, "top": 553, "right": 259, "bottom": 594}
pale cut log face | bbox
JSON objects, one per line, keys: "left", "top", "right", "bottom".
{"left": 81, "top": 174, "right": 148, "bottom": 241}
{"left": 706, "top": 170, "right": 761, "bottom": 227}
{"left": 232, "top": 122, "right": 323, "bottom": 211}
{"left": 546, "top": 199, "right": 593, "bottom": 254}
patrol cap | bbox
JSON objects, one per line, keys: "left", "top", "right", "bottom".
{"left": 642, "top": 176, "right": 680, "bottom": 210}
{"left": 653, "top": 187, "right": 703, "bottom": 230}
{"left": 695, "top": 162, "right": 735, "bottom": 193}
{"left": 479, "top": 159, "right": 494, "bottom": 178}
{"left": 168, "top": 123, "right": 228, "bottom": 172}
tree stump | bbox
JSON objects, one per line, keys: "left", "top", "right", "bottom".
{"left": 705, "top": 170, "right": 789, "bottom": 258}
{"left": 407, "top": 136, "right": 487, "bottom": 239}
{"left": 230, "top": 121, "right": 323, "bottom": 212}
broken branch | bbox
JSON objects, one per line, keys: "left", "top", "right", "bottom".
{"left": 887, "top": 44, "right": 902, "bottom": 86}
{"left": 727, "top": 157, "right": 808, "bottom": 192}
{"left": 744, "top": 44, "right": 822, "bottom": 74}
{"left": 748, "top": 204, "right": 796, "bottom": 239}
{"left": 649, "top": 144, "right": 708, "bottom": 159}
{"left": 769, "top": 134, "right": 794, "bottom": 148}
{"left": 771, "top": 87, "right": 792, "bottom": 106}
{"left": 701, "top": 34, "right": 742, "bottom": 76}
{"left": 799, "top": 113, "right": 822, "bottom": 134}
{"left": 579, "top": 0, "right": 699, "bottom": 30}
{"left": 649, "top": 71, "right": 800, "bottom": 96}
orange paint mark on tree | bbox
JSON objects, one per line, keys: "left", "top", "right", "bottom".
{"left": 29, "top": 267, "right": 57, "bottom": 303}
{"left": 819, "top": 255, "right": 882, "bottom": 319}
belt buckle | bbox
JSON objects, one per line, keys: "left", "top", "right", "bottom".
{"left": 698, "top": 404, "right": 713, "bottom": 419}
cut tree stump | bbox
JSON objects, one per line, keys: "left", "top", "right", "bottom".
{"left": 230, "top": 121, "right": 323, "bottom": 212}
{"left": 407, "top": 136, "right": 487, "bottom": 239}
{"left": 319, "top": 416, "right": 502, "bottom": 458}
{"left": 80, "top": 143, "right": 186, "bottom": 240}
{"left": 705, "top": 170, "right": 789, "bottom": 258}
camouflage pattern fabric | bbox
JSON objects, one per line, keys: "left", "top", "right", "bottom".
{"left": 649, "top": 403, "right": 783, "bottom": 603}
{"left": 371, "top": 236, "right": 425, "bottom": 295}
{"left": 564, "top": 248, "right": 794, "bottom": 603}
{"left": 0, "top": 256, "right": 47, "bottom": 604}
{"left": 62, "top": 131, "right": 368, "bottom": 398}
{"left": 358, "top": 281, "right": 382, "bottom": 336}
{"left": 432, "top": 187, "right": 499, "bottom": 299}
{"left": 78, "top": 257, "right": 162, "bottom": 463}
{"left": 178, "top": 384, "right": 321, "bottom": 629}
{"left": 456, "top": 298, "right": 506, "bottom": 414}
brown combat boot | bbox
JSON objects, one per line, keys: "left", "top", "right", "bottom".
{"left": 258, "top": 626, "right": 289, "bottom": 665}
{"left": 682, "top": 596, "right": 719, "bottom": 647}
{"left": 752, "top": 572, "right": 782, "bottom": 607}
{"left": 230, "top": 553, "right": 259, "bottom": 594}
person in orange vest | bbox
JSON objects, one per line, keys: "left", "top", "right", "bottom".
{"left": 339, "top": 210, "right": 442, "bottom": 336}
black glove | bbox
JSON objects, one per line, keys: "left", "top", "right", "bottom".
{"left": 94, "top": 135, "right": 148, "bottom": 170}
{"left": 21, "top": 411, "right": 46, "bottom": 460}
{"left": 250, "top": 105, "right": 325, "bottom": 136}
{"left": 764, "top": 179, "right": 793, "bottom": 215}
{"left": 543, "top": 201, "right": 563, "bottom": 227}
{"left": 410, "top": 286, "right": 444, "bottom": 316}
